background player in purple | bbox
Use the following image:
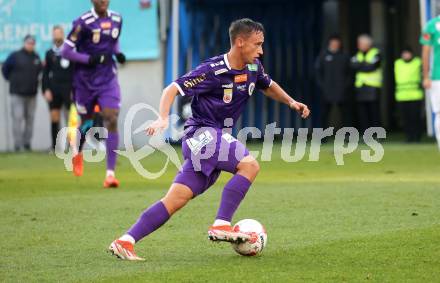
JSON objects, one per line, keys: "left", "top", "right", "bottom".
{"left": 61, "top": 0, "right": 126, "bottom": 188}
{"left": 109, "top": 18, "right": 310, "bottom": 260}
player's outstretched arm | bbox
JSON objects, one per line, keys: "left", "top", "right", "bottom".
{"left": 422, "top": 45, "right": 432, "bottom": 89}
{"left": 146, "top": 84, "right": 179, "bottom": 136}
{"left": 61, "top": 44, "right": 90, "bottom": 65}
{"left": 262, "top": 81, "right": 310, "bottom": 119}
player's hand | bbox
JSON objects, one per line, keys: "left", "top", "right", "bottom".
{"left": 115, "top": 53, "right": 126, "bottom": 64}
{"left": 146, "top": 117, "right": 169, "bottom": 136}
{"left": 44, "top": 90, "right": 53, "bottom": 102}
{"left": 423, "top": 78, "right": 432, "bottom": 89}
{"left": 88, "top": 54, "right": 111, "bottom": 66}
{"left": 289, "top": 101, "right": 310, "bottom": 119}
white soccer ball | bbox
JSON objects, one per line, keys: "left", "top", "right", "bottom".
{"left": 231, "top": 219, "right": 267, "bottom": 256}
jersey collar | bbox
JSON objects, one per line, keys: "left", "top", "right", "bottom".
{"left": 91, "top": 7, "right": 110, "bottom": 19}
{"left": 223, "top": 54, "right": 231, "bottom": 70}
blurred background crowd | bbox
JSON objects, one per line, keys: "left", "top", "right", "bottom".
{"left": 0, "top": 0, "right": 437, "bottom": 152}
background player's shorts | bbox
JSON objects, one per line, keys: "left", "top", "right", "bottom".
{"left": 429, "top": 81, "right": 440, "bottom": 113}
{"left": 173, "top": 127, "right": 250, "bottom": 196}
{"left": 48, "top": 88, "right": 71, "bottom": 110}
{"left": 73, "top": 84, "right": 121, "bottom": 115}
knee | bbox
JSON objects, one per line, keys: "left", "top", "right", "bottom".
{"left": 162, "top": 195, "right": 190, "bottom": 215}
{"left": 103, "top": 114, "right": 118, "bottom": 132}
{"left": 247, "top": 160, "right": 260, "bottom": 176}
{"left": 237, "top": 157, "right": 260, "bottom": 180}
{"left": 161, "top": 185, "right": 193, "bottom": 215}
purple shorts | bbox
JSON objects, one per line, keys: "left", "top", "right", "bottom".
{"left": 73, "top": 84, "right": 121, "bottom": 115}
{"left": 174, "top": 127, "right": 249, "bottom": 196}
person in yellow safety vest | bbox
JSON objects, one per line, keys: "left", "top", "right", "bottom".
{"left": 394, "top": 47, "right": 424, "bottom": 142}
{"left": 350, "top": 34, "right": 382, "bottom": 133}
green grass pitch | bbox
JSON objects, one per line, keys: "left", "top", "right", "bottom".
{"left": 1, "top": 142, "right": 440, "bottom": 282}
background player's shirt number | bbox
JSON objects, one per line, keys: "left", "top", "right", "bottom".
{"left": 186, "top": 130, "right": 214, "bottom": 155}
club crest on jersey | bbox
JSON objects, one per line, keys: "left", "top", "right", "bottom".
{"left": 436, "top": 22, "right": 440, "bottom": 31}
{"left": 112, "top": 28, "right": 119, "bottom": 39}
{"left": 92, "top": 29, "right": 101, "bottom": 44}
{"left": 234, "top": 74, "right": 247, "bottom": 83}
{"left": 248, "top": 82, "right": 255, "bottom": 96}
{"left": 223, "top": 89, "right": 233, "bottom": 103}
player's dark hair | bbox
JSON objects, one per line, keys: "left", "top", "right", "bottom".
{"left": 229, "top": 18, "right": 265, "bottom": 45}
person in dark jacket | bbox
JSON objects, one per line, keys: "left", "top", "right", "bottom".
{"left": 42, "top": 26, "right": 74, "bottom": 150}
{"left": 315, "top": 34, "right": 351, "bottom": 129}
{"left": 2, "top": 35, "right": 42, "bottom": 151}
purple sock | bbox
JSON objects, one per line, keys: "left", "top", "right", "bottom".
{"left": 106, "top": 132, "right": 118, "bottom": 171}
{"left": 127, "top": 201, "right": 170, "bottom": 242}
{"left": 216, "top": 174, "right": 252, "bottom": 222}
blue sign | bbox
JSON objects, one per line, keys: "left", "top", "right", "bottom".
{"left": 0, "top": 0, "right": 159, "bottom": 61}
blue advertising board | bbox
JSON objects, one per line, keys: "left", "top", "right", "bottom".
{"left": 0, "top": 0, "right": 159, "bottom": 61}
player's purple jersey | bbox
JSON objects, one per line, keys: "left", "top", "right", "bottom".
{"left": 65, "top": 8, "right": 122, "bottom": 90}
{"left": 173, "top": 54, "right": 272, "bottom": 129}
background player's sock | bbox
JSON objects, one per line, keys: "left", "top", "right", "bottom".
{"left": 126, "top": 201, "right": 170, "bottom": 242}
{"left": 51, "top": 122, "right": 59, "bottom": 150}
{"left": 106, "top": 132, "right": 119, "bottom": 170}
{"left": 213, "top": 219, "right": 231, "bottom": 226}
{"left": 106, "top": 170, "right": 115, "bottom": 177}
{"left": 215, "top": 174, "right": 252, "bottom": 222}
{"left": 77, "top": 117, "right": 94, "bottom": 153}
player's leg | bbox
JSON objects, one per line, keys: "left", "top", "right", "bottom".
{"left": 109, "top": 161, "right": 215, "bottom": 261}
{"left": 71, "top": 88, "right": 96, "bottom": 176}
{"left": 98, "top": 86, "right": 121, "bottom": 187}
{"left": 101, "top": 107, "right": 120, "bottom": 187}
{"left": 430, "top": 81, "right": 440, "bottom": 150}
{"left": 209, "top": 136, "right": 259, "bottom": 242}
{"left": 434, "top": 111, "right": 440, "bottom": 150}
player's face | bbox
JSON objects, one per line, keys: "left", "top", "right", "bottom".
{"left": 239, "top": 31, "right": 264, "bottom": 64}
{"left": 92, "top": 0, "right": 109, "bottom": 14}
{"left": 52, "top": 28, "right": 64, "bottom": 47}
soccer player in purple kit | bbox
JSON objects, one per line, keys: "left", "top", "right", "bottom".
{"left": 109, "top": 18, "right": 310, "bottom": 260}
{"left": 61, "top": 0, "right": 126, "bottom": 188}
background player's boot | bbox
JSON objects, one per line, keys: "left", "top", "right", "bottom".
{"left": 108, "top": 240, "right": 144, "bottom": 261}
{"left": 208, "top": 225, "right": 250, "bottom": 243}
{"left": 103, "top": 175, "right": 119, "bottom": 188}
{"left": 72, "top": 153, "right": 83, "bottom": 177}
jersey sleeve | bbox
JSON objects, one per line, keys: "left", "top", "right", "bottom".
{"left": 173, "top": 64, "right": 213, "bottom": 97}
{"left": 65, "top": 19, "right": 84, "bottom": 48}
{"left": 420, "top": 19, "right": 435, "bottom": 46}
{"left": 256, "top": 60, "right": 272, "bottom": 90}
